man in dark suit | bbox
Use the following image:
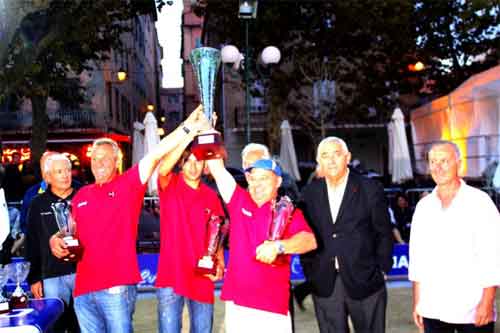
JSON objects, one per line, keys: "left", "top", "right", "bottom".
{"left": 301, "top": 136, "right": 393, "bottom": 333}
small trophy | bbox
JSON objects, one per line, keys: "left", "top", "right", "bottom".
{"left": 7, "top": 261, "right": 30, "bottom": 309}
{"left": 189, "top": 47, "right": 227, "bottom": 160}
{"left": 0, "top": 267, "right": 10, "bottom": 314}
{"left": 268, "top": 196, "right": 294, "bottom": 265}
{"left": 51, "top": 201, "right": 83, "bottom": 262}
{"left": 195, "top": 213, "right": 228, "bottom": 276}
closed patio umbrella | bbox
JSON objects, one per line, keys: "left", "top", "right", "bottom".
{"left": 279, "top": 120, "right": 301, "bottom": 181}
{"left": 143, "top": 112, "right": 160, "bottom": 195}
{"left": 132, "top": 121, "right": 145, "bottom": 166}
{"left": 389, "top": 108, "right": 413, "bottom": 184}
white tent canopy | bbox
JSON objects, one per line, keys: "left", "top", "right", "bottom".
{"left": 411, "top": 65, "right": 500, "bottom": 177}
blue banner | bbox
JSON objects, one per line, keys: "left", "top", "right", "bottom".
{"left": 137, "top": 245, "right": 409, "bottom": 290}
{"left": 389, "top": 244, "right": 409, "bottom": 277}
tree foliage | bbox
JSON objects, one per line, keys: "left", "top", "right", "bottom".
{"left": 414, "top": 0, "right": 500, "bottom": 95}
{"left": 198, "top": 0, "right": 500, "bottom": 147}
{"left": 201, "top": 0, "right": 415, "bottom": 149}
{"left": 0, "top": 0, "right": 155, "bottom": 167}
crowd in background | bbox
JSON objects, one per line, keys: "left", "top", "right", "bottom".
{"left": 1, "top": 133, "right": 500, "bottom": 333}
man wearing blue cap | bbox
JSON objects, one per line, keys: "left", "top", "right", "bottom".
{"left": 206, "top": 157, "right": 317, "bottom": 333}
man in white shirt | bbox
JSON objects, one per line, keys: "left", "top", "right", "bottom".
{"left": 409, "top": 141, "right": 500, "bottom": 333}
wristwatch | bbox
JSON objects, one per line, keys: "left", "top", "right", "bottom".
{"left": 275, "top": 241, "right": 285, "bottom": 255}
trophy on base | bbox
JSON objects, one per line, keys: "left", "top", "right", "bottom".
{"left": 195, "top": 213, "right": 228, "bottom": 276}
{"left": 189, "top": 47, "right": 227, "bottom": 160}
{"left": 267, "top": 196, "right": 294, "bottom": 265}
{"left": 51, "top": 201, "right": 83, "bottom": 262}
{"left": 0, "top": 267, "right": 10, "bottom": 314}
{"left": 7, "top": 261, "right": 30, "bottom": 309}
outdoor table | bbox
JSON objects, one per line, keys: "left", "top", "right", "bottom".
{"left": 0, "top": 298, "right": 64, "bottom": 333}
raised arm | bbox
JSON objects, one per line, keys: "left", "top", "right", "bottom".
{"left": 156, "top": 129, "right": 199, "bottom": 190}
{"left": 138, "top": 106, "right": 209, "bottom": 184}
{"left": 206, "top": 158, "right": 236, "bottom": 204}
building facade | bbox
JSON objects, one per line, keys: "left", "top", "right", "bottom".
{"left": 160, "top": 87, "right": 184, "bottom": 133}
{"left": 0, "top": 5, "right": 162, "bottom": 175}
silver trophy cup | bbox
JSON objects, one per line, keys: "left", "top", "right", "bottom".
{"left": 6, "top": 261, "right": 30, "bottom": 309}
{"left": 189, "top": 47, "right": 227, "bottom": 160}
{"left": 267, "top": 196, "right": 294, "bottom": 265}
{"left": 51, "top": 201, "right": 83, "bottom": 262}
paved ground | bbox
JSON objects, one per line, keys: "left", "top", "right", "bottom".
{"left": 133, "top": 282, "right": 500, "bottom": 333}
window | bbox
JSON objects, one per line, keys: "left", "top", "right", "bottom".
{"left": 169, "top": 112, "right": 180, "bottom": 122}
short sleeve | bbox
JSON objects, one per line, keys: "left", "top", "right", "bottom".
{"left": 284, "top": 208, "right": 312, "bottom": 239}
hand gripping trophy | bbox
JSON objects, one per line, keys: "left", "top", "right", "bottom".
{"left": 189, "top": 46, "right": 227, "bottom": 160}
{"left": 195, "top": 211, "right": 228, "bottom": 276}
{"left": 267, "top": 196, "right": 294, "bottom": 265}
{"left": 51, "top": 201, "right": 83, "bottom": 262}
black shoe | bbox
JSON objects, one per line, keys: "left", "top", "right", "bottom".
{"left": 293, "top": 289, "right": 307, "bottom": 311}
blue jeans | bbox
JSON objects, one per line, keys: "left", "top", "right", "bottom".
{"left": 157, "top": 287, "right": 213, "bottom": 333}
{"left": 44, "top": 273, "right": 79, "bottom": 333}
{"left": 43, "top": 273, "right": 76, "bottom": 305}
{"left": 74, "top": 285, "right": 137, "bottom": 333}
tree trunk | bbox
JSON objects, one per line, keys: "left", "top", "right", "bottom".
{"left": 30, "top": 93, "right": 49, "bottom": 177}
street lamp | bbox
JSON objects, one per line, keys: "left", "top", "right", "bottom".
{"left": 238, "top": 1, "right": 258, "bottom": 19}
{"left": 221, "top": 0, "right": 282, "bottom": 143}
{"left": 408, "top": 61, "right": 425, "bottom": 72}
{"left": 239, "top": 0, "right": 257, "bottom": 143}
{"left": 221, "top": 44, "right": 281, "bottom": 142}
{"left": 116, "top": 68, "right": 128, "bottom": 82}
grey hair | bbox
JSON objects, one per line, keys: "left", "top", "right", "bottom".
{"left": 316, "top": 136, "right": 349, "bottom": 160}
{"left": 44, "top": 153, "right": 71, "bottom": 174}
{"left": 428, "top": 140, "right": 461, "bottom": 160}
{"left": 91, "top": 138, "right": 120, "bottom": 158}
{"left": 241, "top": 143, "right": 270, "bottom": 167}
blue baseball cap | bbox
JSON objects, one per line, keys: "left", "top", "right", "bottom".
{"left": 245, "top": 159, "right": 282, "bottom": 177}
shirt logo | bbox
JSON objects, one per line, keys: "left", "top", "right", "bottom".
{"left": 77, "top": 201, "right": 88, "bottom": 208}
{"left": 241, "top": 208, "right": 252, "bottom": 217}
{"left": 108, "top": 191, "right": 115, "bottom": 198}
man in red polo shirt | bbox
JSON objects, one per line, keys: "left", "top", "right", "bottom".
{"left": 207, "top": 157, "right": 317, "bottom": 333}
{"left": 50, "top": 106, "right": 209, "bottom": 333}
{"left": 155, "top": 147, "right": 224, "bottom": 333}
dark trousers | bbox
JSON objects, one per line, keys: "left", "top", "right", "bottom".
{"left": 312, "top": 277, "right": 387, "bottom": 333}
{"left": 423, "top": 318, "right": 494, "bottom": 333}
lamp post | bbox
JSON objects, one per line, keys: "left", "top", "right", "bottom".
{"left": 221, "top": 1, "right": 282, "bottom": 143}
{"left": 239, "top": 0, "right": 257, "bottom": 143}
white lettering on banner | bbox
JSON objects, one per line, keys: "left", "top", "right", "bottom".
{"left": 392, "top": 255, "right": 409, "bottom": 269}
{"left": 140, "top": 269, "right": 157, "bottom": 286}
